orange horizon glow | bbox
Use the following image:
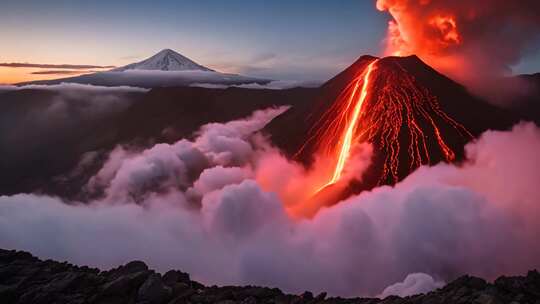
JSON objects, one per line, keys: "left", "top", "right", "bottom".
{"left": 0, "top": 67, "right": 110, "bottom": 84}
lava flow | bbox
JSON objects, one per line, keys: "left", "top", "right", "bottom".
{"left": 315, "top": 59, "right": 378, "bottom": 192}
{"left": 307, "top": 57, "right": 473, "bottom": 193}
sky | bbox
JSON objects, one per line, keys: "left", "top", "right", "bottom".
{"left": 1, "top": 0, "right": 539, "bottom": 84}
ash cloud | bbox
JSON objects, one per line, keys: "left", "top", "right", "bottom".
{"left": 376, "top": 0, "right": 540, "bottom": 100}
{"left": 0, "top": 106, "right": 539, "bottom": 297}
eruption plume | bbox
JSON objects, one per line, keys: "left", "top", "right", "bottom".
{"left": 376, "top": 0, "right": 540, "bottom": 89}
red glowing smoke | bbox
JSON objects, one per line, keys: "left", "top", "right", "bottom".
{"left": 376, "top": 0, "right": 540, "bottom": 85}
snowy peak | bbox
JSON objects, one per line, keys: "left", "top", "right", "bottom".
{"left": 114, "top": 49, "right": 214, "bottom": 72}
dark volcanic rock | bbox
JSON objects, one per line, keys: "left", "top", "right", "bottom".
{"left": 1, "top": 248, "right": 539, "bottom": 304}
{"left": 105, "top": 260, "right": 149, "bottom": 279}
{"left": 162, "top": 270, "right": 190, "bottom": 287}
{"left": 137, "top": 273, "right": 172, "bottom": 304}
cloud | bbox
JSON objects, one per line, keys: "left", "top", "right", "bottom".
{"left": 86, "top": 107, "right": 288, "bottom": 202}
{"left": 380, "top": 273, "right": 445, "bottom": 298}
{"left": 30, "top": 70, "right": 98, "bottom": 75}
{"left": 0, "top": 107, "right": 539, "bottom": 299}
{"left": 191, "top": 80, "right": 321, "bottom": 90}
{"left": 0, "top": 62, "right": 115, "bottom": 69}
{"left": 376, "top": 0, "right": 540, "bottom": 99}
{"left": 0, "top": 85, "right": 17, "bottom": 93}
{"left": 189, "top": 83, "right": 230, "bottom": 89}
{"left": 32, "top": 70, "right": 271, "bottom": 88}
{"left": 234, "top": 80, "right": 321, "bottom": 90}
{"left": 0, "top": 83, "right": 148, "bottom": 172}
{"left": 0, "top": 82, "right": 148, "bottom": 93}
{"left": 186, "top": 166, "right": 250, "bottom": 201}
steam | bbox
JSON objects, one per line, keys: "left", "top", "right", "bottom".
{"left": 376, "top": 0, "right": 540, "bottom": 99}
{"left": 1, "top": 107, "right": 539, "bottom": 298}
{"left": 380, "top": 273, "right": 445, "bottom": 298}
{"left": 0, "top": 84, "right": 147, "bottom": 169}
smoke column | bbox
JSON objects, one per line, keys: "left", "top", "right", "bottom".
{"left": 376, "top": 0, "right": 540, "bottom": 95}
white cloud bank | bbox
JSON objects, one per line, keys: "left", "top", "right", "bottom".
{"left": 380, "top": 273, "right": 445, "bottom": 298}
{"left": 0, "top": 82, "right": 148, "bottom": 93}
{"left": 0, "top": 106, "right": 539, "bottom": 298}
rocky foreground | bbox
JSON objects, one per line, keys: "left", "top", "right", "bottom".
{"left": 1, "top": 249, "right": 539, "bottom": 304}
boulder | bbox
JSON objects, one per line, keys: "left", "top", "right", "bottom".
{"left": 107, "top": 260, "right": 149, "bottom": 279}
{"left": 162, "top": 270, "right": 190, "bottom": 287}
{"left": 137, "top": 273, "right": 172, "bottom": 304}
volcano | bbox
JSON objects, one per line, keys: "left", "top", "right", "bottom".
{"left": 1, "top": 55, "right": 534, "bottom": 202}
{"left": 112, "top": 49, "right": 215, "bottom": 72}
{"left": 21, "top": 49, "right": 270, "bottom": 88}
{"left": 265, "top": 55, "right": 521, "bottom": 201}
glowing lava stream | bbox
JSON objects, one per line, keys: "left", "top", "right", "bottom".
{"left": 316, "top": 59, "right": 378, "bottom": 192}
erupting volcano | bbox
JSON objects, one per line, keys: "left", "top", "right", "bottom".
{"left": 309, "top": 57, "right": 473, "bottom": 191}
{"left": 3, "top": 1, "right": 540, "bottom": 302}
{"left": 265, "top": 54, "right": 519, "bottom": 210}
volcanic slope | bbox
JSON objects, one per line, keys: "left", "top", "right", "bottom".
{"left": 265, "top": 55, "right": 521, "bottom": 199}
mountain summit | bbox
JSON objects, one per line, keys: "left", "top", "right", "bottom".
{"left": 20, "top": 49, "right": 270, "bottom": 88}
{"left": 113, "top": 49, "right": 214, "bottom": 72}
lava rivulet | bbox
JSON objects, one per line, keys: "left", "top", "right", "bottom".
{"left": 315, "top": 60, "right": 378, "bottom": 192}
{"left": 305, "top": 57, "right": 472, "bottom": 191}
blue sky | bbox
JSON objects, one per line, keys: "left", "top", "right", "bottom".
{"left": 0, "top": 0, "right": 539, "bottom": 83}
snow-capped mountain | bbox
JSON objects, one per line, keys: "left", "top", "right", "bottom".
{"left": 21, "top": 49, "right": 271, "bottom": 88}
{"left": 113, "top": 49, "right": 215, "bottom": 72}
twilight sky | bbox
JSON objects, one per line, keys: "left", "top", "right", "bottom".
{"left": 1, "top": 0, "right": 539, "bottom": 84}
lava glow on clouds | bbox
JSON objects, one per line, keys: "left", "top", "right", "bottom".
{"left": 376, "top": 0, "right": 540, "bottom": 85}
{"left": 1, "top": 106, "right": 539, "bottom": 297}
{"left": 0, "top": 0, "right": 540, "bottom": 299}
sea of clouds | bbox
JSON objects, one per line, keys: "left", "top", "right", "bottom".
{"left": 0, "top": 103, "right": 539, "bottom": 298}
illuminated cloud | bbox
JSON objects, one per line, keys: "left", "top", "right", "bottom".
{"left": 0, "top": 106, "right": 539, "bottom": 297}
